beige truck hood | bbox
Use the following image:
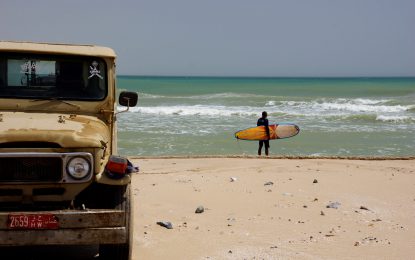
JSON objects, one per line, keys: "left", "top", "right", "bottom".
{"left": 0, "top": 112, "right": 110, "bottom": 148}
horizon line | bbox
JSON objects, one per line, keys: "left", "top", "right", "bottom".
{"left": 118, "top": 75, "right": 415, "bottom": 79}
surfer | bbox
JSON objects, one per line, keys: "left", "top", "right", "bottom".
{"left": 257, "top": 111, "right": 270, "bottom": 156}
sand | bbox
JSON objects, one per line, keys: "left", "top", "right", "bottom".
{"left": 130, "top": 158, "right": 415, "bottom": 260}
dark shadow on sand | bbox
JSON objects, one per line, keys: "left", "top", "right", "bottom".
{"left": 0, "top": 245, "right": 99, "bottom": 259}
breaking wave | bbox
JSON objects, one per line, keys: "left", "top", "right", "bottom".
{"left": 376, "top": 115, "right": 414, "bottom": 122}
{"left": 127, "top": 105, "right": 258, "bottom": 116}
{"left": 120, "top": 97, "right": 414, "bottom": 124}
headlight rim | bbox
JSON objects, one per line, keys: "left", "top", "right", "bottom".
{"left": 66, "top": 156, "right": 91, "bottom": 180}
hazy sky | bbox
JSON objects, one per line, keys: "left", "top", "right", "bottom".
{"left": 1, "top": 0, "right": 414, "bottom": 76}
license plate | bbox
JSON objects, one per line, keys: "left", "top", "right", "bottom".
{"left": 8, "top": 214, "right": 59, "bottom": 229}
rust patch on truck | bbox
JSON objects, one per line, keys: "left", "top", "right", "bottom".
{"left": 0, "top": 112, "right": 110, "bottom": 148}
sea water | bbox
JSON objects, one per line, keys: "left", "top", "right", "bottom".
{"left": 116, "top": 76, "right": 415, "bottom": 157}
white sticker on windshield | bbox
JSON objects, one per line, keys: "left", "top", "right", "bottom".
{"left": 88, "top": 61, "right": 103, "bottom": 79}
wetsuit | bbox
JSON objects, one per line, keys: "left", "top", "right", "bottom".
{"left": 257, "top": 117, "right": 270, "bottom": 155}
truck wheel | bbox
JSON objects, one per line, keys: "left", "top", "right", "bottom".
{"left": 99, "top": 184, "right": 133, "bottom": 260}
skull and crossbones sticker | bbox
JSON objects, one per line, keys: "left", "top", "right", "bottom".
{"left": 20, "top": 61, "right": 37, "bottom": 74}
{"left": 89, "top": 61, "right": 103, "bottom": 79}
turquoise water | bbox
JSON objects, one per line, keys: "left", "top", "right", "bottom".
{"left": 116, "top": 76, "right": 415, "bottom": 157}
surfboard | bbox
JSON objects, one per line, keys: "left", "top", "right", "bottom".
{"left": 235, "top": 123, "right": 300, "bottom": 141}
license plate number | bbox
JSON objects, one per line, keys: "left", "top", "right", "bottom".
{"left": 8, "top": 214, "right": 59, "bottom": 229}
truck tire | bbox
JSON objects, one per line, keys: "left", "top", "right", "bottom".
{"left": 99, "top": 183, "right": 133, "bottom": 260}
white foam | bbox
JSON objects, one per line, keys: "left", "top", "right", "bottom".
{"left": 120, "top": 97, "right": 414, "bottom": 122}
{"left": 376, "top": 115, "right": 414, "bottom": 122}
{"left": 127, "top": 105, "right": 258, "bottom": 117}
{"left": 138, "top": 92, "right": 163, "bottom": 98}
{"left": 316, "top": 102, "right": 409, "bottom": 113}
{"left": 353, "top": 98, "right": 389, "bottom": 105}
{"left": 268, "top": 98, "right": 412, "bottom": 115}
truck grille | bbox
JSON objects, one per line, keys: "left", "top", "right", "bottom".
{"left": 0, "top": 157, "right": 62, "bottom": 182}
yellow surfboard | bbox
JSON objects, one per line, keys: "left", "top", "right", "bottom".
{"left": 235, "top": 123, "right": 300, "bottom": 141}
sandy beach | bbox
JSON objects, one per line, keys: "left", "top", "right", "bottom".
{"left": 130, "top": 157, "right": 415, "bottom": 260}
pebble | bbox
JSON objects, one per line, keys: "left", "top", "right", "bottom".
{"left": 157, "top": 221, "right": 173, "bottom": 229}
{"left": 264, "top": 181, "right": 274, "bottom": 186}
{"left": 360, "top": 206, "right": 369, "bottom": 211}
{"left": 195, "top": 206, "right": 205, "bottom": 214}
{"left": 230, "top": 177, "right": 237, "bottom": 182}
{"left": 362, "top": 236, "right": 379, "bottom": 244}
{"left": 313, "top": 179, "right": 318, "bottom": 183}
{"left": 326, "top": 201, "right": 341, "bottom": 209}
{"left": 320, "top": 211, "right": 325, "bottom": 216}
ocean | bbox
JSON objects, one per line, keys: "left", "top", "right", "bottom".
{"left": 116, "top": 76, "right": 415, "bottom": 157}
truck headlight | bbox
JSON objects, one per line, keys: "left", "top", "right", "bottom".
{"left": 66, "top": 157, "right": 91, "bottom": 179}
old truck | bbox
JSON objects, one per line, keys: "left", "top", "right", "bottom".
{"left": 0, "top": 41, "right": 137, "bottom": 259}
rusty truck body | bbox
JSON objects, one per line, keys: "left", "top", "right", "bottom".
{"left": 0, "top": 41, "right": 137, "bottom": 259}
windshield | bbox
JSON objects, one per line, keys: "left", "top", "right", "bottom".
{"left": 0, "top": 53, "right": 107, "bottom": 100}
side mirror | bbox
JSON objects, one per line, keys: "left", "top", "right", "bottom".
{"left": 119, "top": 91, "right": 138, "bottom": 107}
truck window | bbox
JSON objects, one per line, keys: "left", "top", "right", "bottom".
{"left": 0, "top": 53, "right": 107, "bottom": 100}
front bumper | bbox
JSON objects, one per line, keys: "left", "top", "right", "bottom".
{"left": 0, "top": 209, "right": 127, "bottom": 246}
